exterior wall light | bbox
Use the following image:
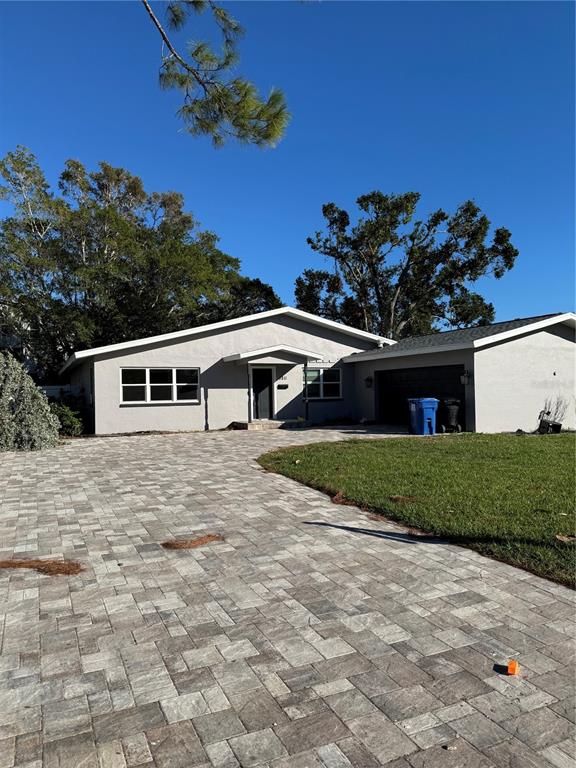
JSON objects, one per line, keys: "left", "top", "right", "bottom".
{"left": 365, "top": 376, "right": 374, "bottom": 388}
{"left": 460, "top": 370, "right": 471, "bottom": 385}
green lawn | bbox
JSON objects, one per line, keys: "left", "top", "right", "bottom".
{"left": 258, "top": 433, "right": 576, "bottom": 587}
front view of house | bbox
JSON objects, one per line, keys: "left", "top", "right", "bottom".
{"left": 61, "top": 308, "right": 388, "bottom": 434}
{"left": 61, "top": 308, "right": 575, "bottom": 435}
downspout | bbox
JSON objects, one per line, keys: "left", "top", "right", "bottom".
{"left": 247, "top": 364, "right": 252, "bottom": 423}
{"left": 304, "top": 360, "right": 309, "bottom": 422}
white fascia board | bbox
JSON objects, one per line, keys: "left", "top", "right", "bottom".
{"left": 222, "top": 345, "right": 323, "bottom": 362}
{"left": 342, "top": 343, "right": 473, "bottom": 363}
{"left": 343, "top": 313, "right": 576, "bottom": 363}
{"left": 472, "top": 312, "right": 576, "bottom": 349}
{"left": 60, "top": 306, "right": 388, "bottom": 374}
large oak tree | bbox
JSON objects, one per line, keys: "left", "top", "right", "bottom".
{"left": 296, "top": 191, "right": 518, "bottom": 339}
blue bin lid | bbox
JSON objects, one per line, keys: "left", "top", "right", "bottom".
{"left": 418, "top": 398, "right": 439, "bottom": 405}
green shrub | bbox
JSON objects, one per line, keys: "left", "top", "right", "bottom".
{"left": 60, "top": 392, "right": 85, "bottom": 413}
{"left": 50, "top": 402, "right": 83, "bottom": 437}
{"left": 0, "top": 352, "right": 60, "bottom": 451}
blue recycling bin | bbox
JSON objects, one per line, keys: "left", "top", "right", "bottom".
{"left": 407, "top": 397, "right": 439, "bottom": 435}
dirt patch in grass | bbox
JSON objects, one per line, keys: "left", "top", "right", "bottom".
{"left": 162, "top": 534, "right": 224, "bottom": 550}
{"left": 0, "top": 559, "right": 83, "bottom": 576}
{"left": 331, "top": 491, "right": 357, "bottom": 507}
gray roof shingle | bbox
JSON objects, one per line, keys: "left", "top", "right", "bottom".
{"left": 351, "top": 313, "right": 568, "bottom": 359}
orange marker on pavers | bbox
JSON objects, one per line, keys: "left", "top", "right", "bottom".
{"left": 507, "top": 660, "right": 519, "bottom": 676}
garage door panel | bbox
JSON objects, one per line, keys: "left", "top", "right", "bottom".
{"left": 376, "top": 365, "right": 466, "bottom": 428}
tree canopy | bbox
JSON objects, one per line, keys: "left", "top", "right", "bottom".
{"left": 142, "top": 0, "right": 289, "bottom": 147}
{"left": 296, "top": 191, "right": 518, "bottom": 339}
{"left": 0, "top": 146, "right": 281, "bottom": 380}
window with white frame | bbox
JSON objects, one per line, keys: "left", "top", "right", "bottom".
{"left": 121, "top": 368, "right": 200, "bottom": 404}
{"left": 303, "top": 367, "right": 342, "bottom": 399}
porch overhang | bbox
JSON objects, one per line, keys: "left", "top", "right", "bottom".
{"left": 221, "top": 345, "right": 324, "bottom": 364}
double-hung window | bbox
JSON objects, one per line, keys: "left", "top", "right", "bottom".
{"left": 304, "top": 367, "right": 342, "bottom": 399}
{"left": 121, "top": 368, "right": 200, "bottom": 404}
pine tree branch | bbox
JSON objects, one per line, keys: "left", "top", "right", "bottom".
{"left": 141, "top": 0, "right": 209, "bottom": 94}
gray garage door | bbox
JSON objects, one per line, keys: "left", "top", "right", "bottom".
{"left": 375, "top": 365, "right": 466, "bottom": 429}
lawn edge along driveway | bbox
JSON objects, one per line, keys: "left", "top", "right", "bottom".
{"left": 258, "top": 433, "right": 576, "bottom": 587}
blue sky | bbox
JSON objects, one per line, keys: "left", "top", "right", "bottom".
{"left": 0, "top": 1, "right": 574, "bottom": 320}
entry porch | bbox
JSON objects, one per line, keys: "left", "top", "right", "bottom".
{"left": 221, "top": 344, "right": 323, "bottom": 424}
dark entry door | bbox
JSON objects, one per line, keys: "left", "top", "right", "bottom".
{"left": 376, "top": 365, "right": 466, "bottom": 428}
{"left": 252, "top": 368, "right": 273, "bottom": 419}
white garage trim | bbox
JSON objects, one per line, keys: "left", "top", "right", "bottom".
{"left": 473, "top": 312, "right": 576, "bottom": 348}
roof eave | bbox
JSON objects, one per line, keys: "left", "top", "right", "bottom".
{"left": 59, "top": 306, "right": 389, "bottom": 374}
{"left": 473, "top": 312, "right": 576, "bottom": 349}
{"left": 342, "top": 342, "right": 473, "bottom": 363}
{"left": 221, "top": 345, "right": 323, "bottom": 363}
{"left": 343, "top": 312, "right": 576, "bottom": 362}
{"left": 60, "top": 354, "right": 79, "bottom": 374}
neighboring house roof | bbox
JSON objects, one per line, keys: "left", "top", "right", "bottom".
{"left": 343, "top": 312, "right": 576, "bottom": 363}
{"left": 60, "top": 307, "right": 391, "bottom": 373}
{"left": 221, "top": 345, "right": 324, "bottom": 363}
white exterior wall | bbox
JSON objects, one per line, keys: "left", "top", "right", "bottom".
{"left": 90, "top": 315, "right": 374, "bottom": 434}
{"left": 474, "top": 327, "right": 576, "bottom": 433}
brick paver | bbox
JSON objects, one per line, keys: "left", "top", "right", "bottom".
{"left": 0, "top": 428, "right": 574, "bottom": 767}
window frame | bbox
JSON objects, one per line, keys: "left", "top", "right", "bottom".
{"left": 303, "top": 367, "right": 342, "bottom": 400}
{"left": 120, "top": 367, "right": 200, "bottom": 405}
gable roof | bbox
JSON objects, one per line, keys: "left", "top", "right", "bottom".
{"left": 221, "top": 345, "right": 324, "bottom": 363}
{"left": 60, "top": 307, "right": 390, "bottom": 373}
{"left": 343, "top": 312, "right": 576, "bottom": 363}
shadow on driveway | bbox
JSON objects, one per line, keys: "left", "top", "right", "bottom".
{"left": 304, "top": 520, "right": 563, "bottom": 553}
{"left": 303, "top": 520, "right": 447, "bottom": 545}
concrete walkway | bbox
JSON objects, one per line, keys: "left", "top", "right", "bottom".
{"left": 0, "top": 428, "right": 574, "bottom": 768}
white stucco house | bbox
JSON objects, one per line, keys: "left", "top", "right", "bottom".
{"left": 60, "top": 308, "right": 575, "bottom": 435}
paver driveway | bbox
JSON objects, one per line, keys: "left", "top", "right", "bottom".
{"left": 0, "top": 428, "right": 574, "bottom": 768}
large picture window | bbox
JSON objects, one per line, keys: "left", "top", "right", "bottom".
{"left": 121, "top": 368, "right": 200, "bottom": 404}
{"left": 304, "top": 368, "right": 342, "bottom": 399}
